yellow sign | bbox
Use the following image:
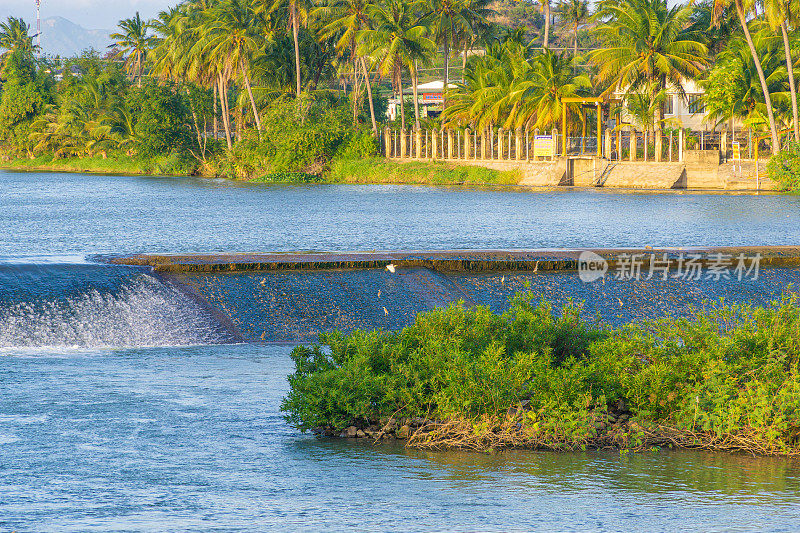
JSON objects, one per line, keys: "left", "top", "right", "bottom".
{"left": 533, "top": 136, "right": 554, "bottom": 159}
{"left": 731, "top": 141, "right": 741, "bottom": 161}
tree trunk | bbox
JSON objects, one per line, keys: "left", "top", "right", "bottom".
{"left": 442, "top": 40, "right": 449, "bottom": 111}
{"left": 780, "top": 21, "right": 799, "bottom": 143}
{"left": 186, "top": 87, "right": 204, "bottom": 155}
{"left": 412, "top": 61, "right": 421, "bottom": 130}
{"left": 242, "top": 60, "right": 262, "bottom": 136}
{"left": 397, "top": 66, "right": 406, "bottom": 132}
{"left": 219, "top": 75, "right": 232, "bottom": 150}
{"left": 213, "top": 83, "right": 218, "bottom": 140}
{"left": 353, "top": 56, "right": 360, "bottom": 125}
{"left": 736, "top": 1, "right": 779, "bottom": 153}
{"left": 462, "top": 45, "right": 468, "bottom": 82}
{"left": 574, "top": 22, "right": 578, "bottom": 57}
{"left": 361, "top": 57, "right": 378, "bottom": 135}
{"left": 292, "top": 2, "right": 301, "bottom": 97}
{"left": 543, "top": 1, "right": 550, "bottom": 48}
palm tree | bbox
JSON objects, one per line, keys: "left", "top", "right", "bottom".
{"left": 541, "top": 0, "right": 551, "bottom": 48}
{"left": 765, "top": 0, "right": 799, "bottom": 142}
{"left": 200, "top": 0, "right": 265, "bottom": 135}
{"left": 424, "top": 0, "right": 480, "bottom": 110}
{"left": 590, "top": 0, "right": 708, "bottom": 124}
{"left": 0, "top": 17, "right": 39, "bottom": 61}
{"left": 315, "top": 0, "right": 378, "bottom": 133}
{"left": 359, "top": 0, "right": 436, "bottom": 130}
{"left": 556, "top": 0, "right": 589, "bottom": 57}
{"left": 110, "top": 12, "right": 155, "bottom": 87}
{"left": 255, "top": 0, "right": 311, "bottom": 97}
{"left": 713, "top": 0, "right": 780, "bottom": 153}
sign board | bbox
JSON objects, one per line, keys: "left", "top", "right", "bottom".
{"left": 421, "top": 92, "right": 443, "bottom": 103}
{"left": 731, "top": 141, "right": 741, "bottom": 161}
{"left": 533, "top": 135, "right": 554, "bottom": 159}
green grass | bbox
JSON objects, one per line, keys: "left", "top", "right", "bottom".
{"left": 326, "top": 157, "right": 522, "bottom": 185}
{"left": 0, "top": 152, "right": 183, "bottom": 176}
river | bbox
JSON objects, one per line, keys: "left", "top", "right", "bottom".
{"left": 1, "top": 170, "right": 799, "bottom": 531}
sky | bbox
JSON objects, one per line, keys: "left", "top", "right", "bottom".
{"left": 0, "top": 0, "right": 177, "bottom": 30}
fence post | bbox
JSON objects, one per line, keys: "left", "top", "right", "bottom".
{"left": 679, "top": 128, "right": 684, "bottom": 162}
{"left": 655, "top": 128, "right": 662, "bottom": 162}
{"left": 629, "top": 128, "right": 636, "bottom": 162}
{"left": 604, "top": 130, "right": 612, "bottom": 160}
{"left": 415, "top": 129, "right": 422, "bottom": 159}
{"left": 464, "top": 128, "right": 471, "bottom": 160}
{"left": 384, "top": 127, "right": 391, "bottom": 157}
{"left": 721, "top": 131, "right": 727, "bottom": 161}
{"left": 498, "top": 127, "right": 505, "bottom": 160}
{"left": 551, "top": 128, "right": 558, "bottom": 161}
{"left": 447, "top": 129, "right": 454, "bottom": 159}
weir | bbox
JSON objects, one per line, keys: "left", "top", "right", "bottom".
{"left": 107, "top": 247, "right": 800, "bottom": 343}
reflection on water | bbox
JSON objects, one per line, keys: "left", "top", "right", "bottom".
{"left": 2, "top": 344, "right": 797, "bottom": 532}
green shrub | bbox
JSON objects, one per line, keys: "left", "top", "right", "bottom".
{"left": 767, "top": 142, "right": 800, "bottom": 191}
{"left": 282, "top": 292, "right": 800, "bottom": 454}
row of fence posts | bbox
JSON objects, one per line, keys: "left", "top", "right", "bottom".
{"left": 383, "top": 127, "right": 560, "bottom": 162}
{"left": 384, "top": 126, "right": 760, "bottom": 164}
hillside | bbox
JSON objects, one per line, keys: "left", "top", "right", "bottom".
{"left": 39, "top": 16, "right": 112, "bottom": 58}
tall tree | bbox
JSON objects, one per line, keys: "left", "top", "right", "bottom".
{"left": 360, "top": 0, "right": 435, "bottom": 130}
{"left": 765, "top": 0, "right": 799, "bottom": 142}
{"left": 200, "top": 0, "right": 265, "bottom": 135}
{"left": 713, "top": 0, "right": 780, "bottom": 153}
{"left": 255, "top": 0, "right": 310, "bottom": 97}
{"left": 0, "top": 16, "right": 39, "bottom": 60}
{"left": 110, "top": 12, "right": 155, "bottom": 87}
{"left": 541, "top": 0, "right": 551, "bottom": 48}
{"left": 590, "top": 0, "right": 708, "bottom": 124}
{"left": 315, "top": 0, "right": 378, "bottom": 133}
{"left": 556, "top": 0, "right": 589, "bottom": 57}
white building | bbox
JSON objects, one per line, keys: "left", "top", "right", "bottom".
{"left": 612, "top": 79, "right": 723, "bottom": 131}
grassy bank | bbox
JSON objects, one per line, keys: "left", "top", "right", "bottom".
{"left": 327, "top": 157, "right": 521, "bottom": 185}
{"left": 0, "top": 153, "right": 519, "bottom": 186}
{"left": 282, "top": 292, "right": 800, "bottom": 456}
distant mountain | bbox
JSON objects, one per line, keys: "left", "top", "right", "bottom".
{"left": 40, "top": 16, "right": 112, "bottom": 58}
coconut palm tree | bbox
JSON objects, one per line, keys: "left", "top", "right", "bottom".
{"left": 359, "top": 0, "right": 436, "bottom": 130}
{"left": 765, "top": 0, "right": 799, "bottom": 142}
{"left": 315, "top": 0, "right": 378, "bottom": 133}
{"left": 555, "top": 0, "right": 589, "bottom": 57}
{"left": 589, "top": 0, "right": 708, "bottom": 124}
{"left": 110, "top": 12, "right": 155, "bottom": 87}
{"left": 0, "top": 17, "right": 39, "bottom": 60}
{"left": 541, "top": 0, "right": 551, "bottom": 48}
{"left": 254, "top": 0, "right": 312, "bottom": 97}
{"left": 199, "top": 0, "right": 265, "bottom": 135}
{"left": 713, "top": 0, "right": 780, "bottom": 153}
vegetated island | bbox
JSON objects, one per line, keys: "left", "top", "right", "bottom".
{"left": 281, "top": 292, "right": 800, "bottom": 456}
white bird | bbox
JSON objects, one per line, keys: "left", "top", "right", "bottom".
{"left": 260, "top": 279, "right": 266, "bottom": 286}
{"left": 377, "top": 290, "right": 381, "bottom": 298}
{"left": 386, "top": 264, "right": 396, "bottom": 273}
{"left": 501, "top": 275, "right": 505, "bottom": 285}
{"left": 383, "top": 307, "right": 389, "bottom": 316}
{"left": 617, "top": 298, "right": 623, "bottom": 307}
{"left": 533, "top": 261, "right": 539, "bottom": 273}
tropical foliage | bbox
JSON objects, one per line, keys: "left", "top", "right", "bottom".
{"left": 0, "top": 0, "right": 798, "bottom": 170}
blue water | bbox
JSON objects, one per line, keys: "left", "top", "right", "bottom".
{"left": 2, "top": 170, "right": 800, "bottom": 531}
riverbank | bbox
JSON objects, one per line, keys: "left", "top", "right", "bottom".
{"left": 282, "top": 292, "right": 800, "bottom": 456}
{"left": 0, "top": 153, "right": 519, "bottom": 186}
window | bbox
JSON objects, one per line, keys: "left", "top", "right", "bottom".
{"left": 662, "top": 95, "right": 674, "bottom": 116}
{"left": 688, "top": 94, "right": 705, "bottom": 115}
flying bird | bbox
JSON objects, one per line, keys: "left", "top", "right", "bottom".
{"left": 386, "top": 264, "right": 396, "bottom": 273}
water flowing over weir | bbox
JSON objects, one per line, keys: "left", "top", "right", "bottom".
{"left": 109, "top": 248, "right": 800, "bottom": 343}
{"left": 0, "top": 263, "right": 238, "bottom": 348}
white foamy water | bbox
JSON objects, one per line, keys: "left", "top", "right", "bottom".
{"left": 0, "top": 274, "right": 229, "bottom": 348}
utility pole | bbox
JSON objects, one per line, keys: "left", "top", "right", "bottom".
{"left": 36, "top": 0, "right": 42, "bottom": 49}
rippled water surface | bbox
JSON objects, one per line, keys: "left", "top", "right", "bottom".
{"left": 3, "top": 170, "right": 800, "bottom": 256}
{"left": 2, "top": 170, "right": 800, "bottom": 531}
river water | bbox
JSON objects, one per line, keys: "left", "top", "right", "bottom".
{"left": 2, "top": 170, "right": 800, "bottom": 531}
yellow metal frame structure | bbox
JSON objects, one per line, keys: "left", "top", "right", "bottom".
{"left": 561, "top": 97, "right": 604, "bottom": 157}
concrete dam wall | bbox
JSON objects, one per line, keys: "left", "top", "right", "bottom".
{"left": 109, "top": 248, "right": 800, "bottom": 343}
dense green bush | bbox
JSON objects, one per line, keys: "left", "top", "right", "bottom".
{"left": 282, "top": 292, "right": 800, "bottom": 454}
{"left": 767, "top": 142, "right": 800, "bottom": 191}
{"left": 126, "top": 80, "right": 192, "bottom": 157}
